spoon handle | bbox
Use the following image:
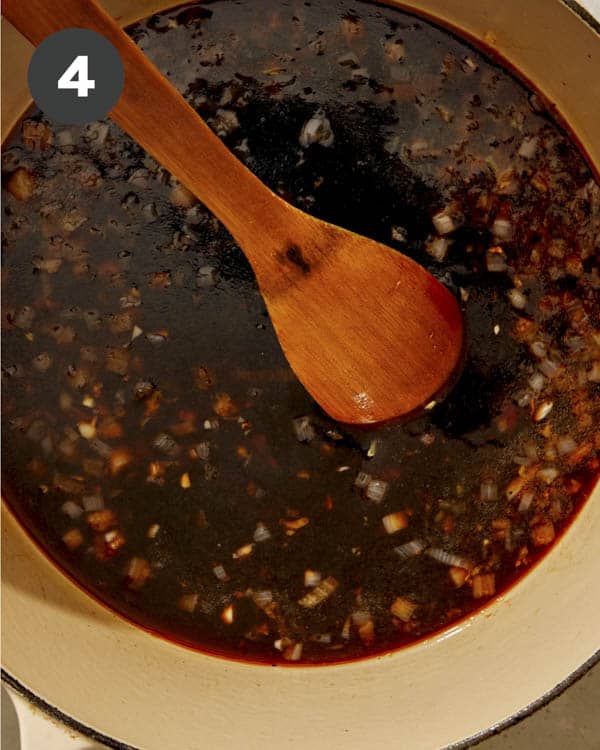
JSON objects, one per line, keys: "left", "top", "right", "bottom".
{"left": 3, "top": 0, "right": 284, "bottom": 249}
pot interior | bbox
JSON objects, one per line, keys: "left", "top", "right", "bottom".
{"left": 2, "top": 1, "right": 599, "bottom": 748}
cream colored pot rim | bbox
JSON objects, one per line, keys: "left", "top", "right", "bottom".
{"left": 4, "top": 650, "right": 600, "bottom": 750}
{"left": 3, "top": 642, "right": 600, "bottom": 750}
{"left": 2, "top": 1, "right": 600, "bottom": 749}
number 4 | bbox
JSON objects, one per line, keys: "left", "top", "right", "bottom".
{"left": 58, "top": 55, "right": 95, "bottom": 98}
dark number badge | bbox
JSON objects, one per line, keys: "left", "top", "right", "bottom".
{"left": 28, "top": 28, "right": 124, "bottom": 124}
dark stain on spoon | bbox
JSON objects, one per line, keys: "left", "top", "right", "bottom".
{"left": 284, "top": 245, "right": 311, "bottom": 274}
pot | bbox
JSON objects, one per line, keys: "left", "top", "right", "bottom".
{"left": 2, "top": 2, "right": 599, "bottom": 749}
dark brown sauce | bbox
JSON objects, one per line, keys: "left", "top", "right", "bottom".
{"left": 2, "top": 0, "right": 599, "bottom": 664}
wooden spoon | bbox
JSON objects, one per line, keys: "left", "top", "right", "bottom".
{"left": 4, "top": 0, "right": 464, "bottom": 424}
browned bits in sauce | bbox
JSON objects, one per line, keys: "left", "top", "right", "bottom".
{"left": 87, "top": 509, "right": 117, "bottom": 532}
{"left": 2, "top": 0, "right": 599, "bottom": 664}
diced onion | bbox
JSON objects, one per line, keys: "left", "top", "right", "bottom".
{"left": 505, "top": 476, "right": 525, "bottom": 500}
{"left": 518, "top": 136, "right": 538, "bottom": 159}
{"left": 432, "top": 211, "right": 456, "bottom": 235}
{"left": 252, "top": 590, "right": 273, "bottom": 609}
{"left": 534, "top": 400, "right": 553, "bottom": 422}
{"left": 311, "top": 633, "right": 332, "bottom": 644}
{"left": 82, "top": 494, "right": 103, "bottom": 511}
{"left": 109, "top": 448, "right": 132, "bottom": 475}
{"left": 518, "top": 491, "right": 534, "bottom": 513}
{"left": 382, "top": 511, "right": 409, "bottom": 534}
{"left": 480, "top": 481, "right": 498, "bottom": 501}
{"left": 530, "top": 341, "right": 546, "bottom": 359}
{"left": 508, "top": 288, "right": 527, "bottom": 309}
{"left": 357, "top": 618, "right": 375, "bottom": 645}
{"left": 486, "top": 250, "right": 507, "bottom": 272}
{"left": 539, "top": 359, "right": 560, "bottom": 378}
{"left": 32, "top": 352, "right": 52, "bottom": 372}
{"left": 341, "top": 616, "right": 352, "bottom": 640}
{"left": 153, "top": 432, "right": 180, "bottom": 458}
{"left": 212, "top": 564, "right": 228, "bottom": 581}
{"left": 366, "top": 440, "right": 379, "bottom": 458}
{"left": 178, "top": 593, "right": 198, "bottom": 613}
{"left": 528, "top": 373, "right": 545, "bottom": 392}
{"left": 232, "top": 543, "right": 254, "bottom": 559}
{"left": 195, "top": 441, "right": 210, "bottom": 460}
{"left": 524, "top": 442, "right": 538, "bottom": 461}
{"left": 530, "top": 520, "right": 555, "bottom": 546}
{"left": 61, "top": 500, "right": 82, "bottom": 519}
{"left": 283, "top": 642, "right": 303, "bottom": 661}
{"left": 351, "top": 610, "right": 371, "bottom": 626}
{"left": 125, "top": 557, "right": 151, "bottom": 589}
{"left": 62, "top": 528, "right": 83, "bottom": 550}
{"left": 293, "top": 416, "right": 315, "bottom": 442}
{"left": 537, "top": 466, "right": 559, "bottom": 484}
{"left": 462, "top": 56, "right": 478, "bottom": 72}
{"left": 298, "top": 576, "right": 338, "bottom": 608}
{"left": 492, "top": 218, "right": 513, "bottom": 241}
{"left": 304, "top": 569, "right": 322, "bottom": 587}
{"left": 426, "top": 547, "right": 471, "bottom": 569}
{"left": 337, "top": 51, "right": 360, "bottom": 66}
{"left": 390, "top": 597, "right": 417, "bottom": 622}
{"left": 365, "top": 479, "right": 388, "bottom": 503}
{"left": 426, "top": 236, "right": 451, "bottom": 261}
{"left": 299, "top": 112, "right": 334, "bottom": 147}
{"left": 449, "top": 566, "right": 469, "bottom": 587}
{"left": 472, "top": 573, "right": 496, "bottom": 598}
{"left": 394, "top": 539, "right": 425, "bottom": 560}
{"left": 354, "top": 471, "right": 371, "bottom": 488}
{"left": 7, "top": 168, "right": 35, "bottom": 201}
{"left": 253, "top": 523, "right": 271, "bottom": 542}
{"left": 557, "top": 436, "right": 577, "bottom": 456}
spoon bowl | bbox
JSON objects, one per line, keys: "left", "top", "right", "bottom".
{"left": 248, "top": 202, "right": 464, "bottom": 423}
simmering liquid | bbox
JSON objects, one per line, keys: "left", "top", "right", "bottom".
{"left": 2, "top": 0, "right": 599, "bottom": 664}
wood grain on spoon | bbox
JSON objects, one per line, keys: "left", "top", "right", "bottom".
{"left": 3, "top": 0, "right": 464, "bottom": 424}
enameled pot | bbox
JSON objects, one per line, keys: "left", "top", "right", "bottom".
{"left": 2, "top": 2, "right": 599, "bottom": 748}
